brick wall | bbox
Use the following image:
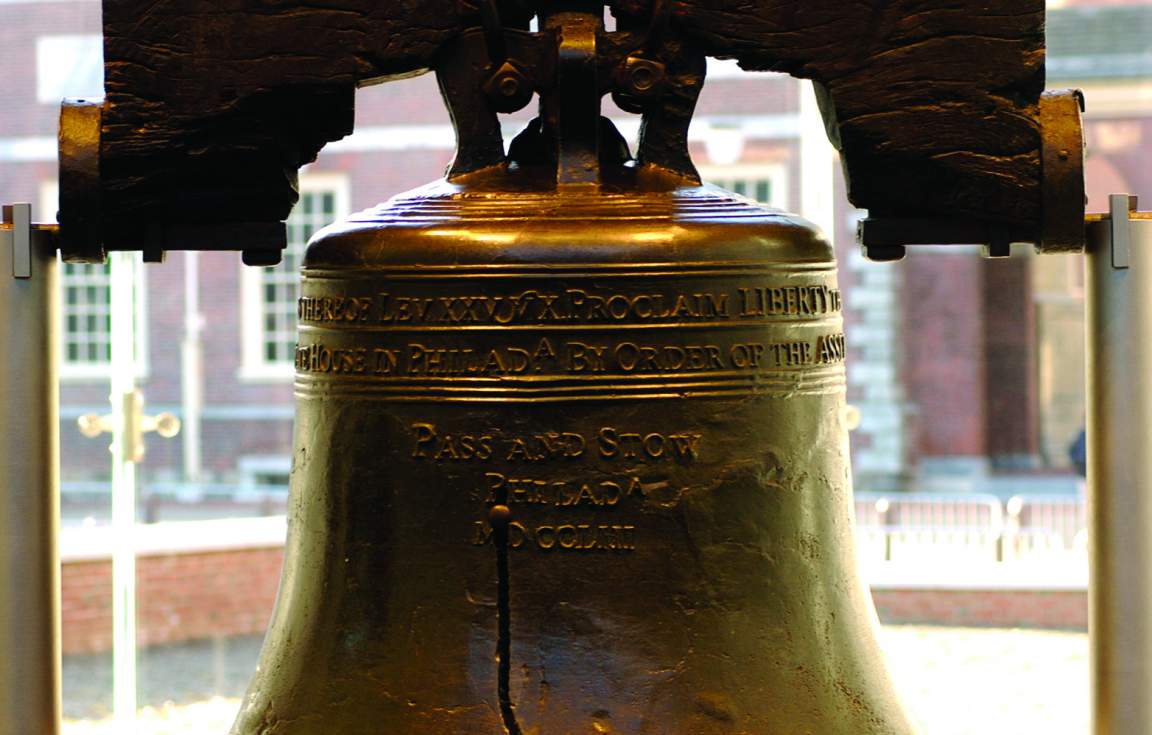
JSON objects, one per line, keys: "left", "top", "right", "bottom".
{"left": 59, "top": 519, "right": 1089, "bottom": 655}
{"left": 903, "top": 252, "right": 987, "bottom": 460}
{"left": 62, "top": 547, "right": 283, "bottom": 655}
{"left": 872, "top": 589, "right": 1086, "bottom": 630}
{"left": 61, "top": 518, "right": 287, "bottom": 654}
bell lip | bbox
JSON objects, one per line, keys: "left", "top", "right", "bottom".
{"left": 302, "top": 180, "right": 835, "bottom": 270}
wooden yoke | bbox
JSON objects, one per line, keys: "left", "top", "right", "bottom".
{"left": 61, "top": 0, "right": 473, "bottom": 263}
{"left": 673, "top": 0, "right": 1083, "bottom": 258}
{"left": 57, "top": 0, "right": 1083, "bottom": 263}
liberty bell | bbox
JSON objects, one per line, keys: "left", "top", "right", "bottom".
{"left": 231, "top": 2, "right": 916, "bottom": 732}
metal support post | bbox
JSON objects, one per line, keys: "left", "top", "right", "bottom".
{"left": 74, "top": 252, "right": 178, "bottom": 730}
{"left": 0, "top": 204, "right": 61, "bottom": 734}
{"left": 1086, "top": 194, "right": 1152, "bottom": 735}
{"left": 108, "top": 251, "right": 140, "bottom": 728}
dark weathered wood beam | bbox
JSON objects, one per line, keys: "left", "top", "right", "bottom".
{"left": 62, "top": 0, "right": 1075, "bottom": 261}
{"left": 672, "top": 0, "right": 1048, "bottom": 230}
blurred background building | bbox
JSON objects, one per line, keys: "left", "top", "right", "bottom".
{"left": 2, "top": 0, "right": 1146, "bottom": 729}
{"left": 0, "top": 0, "right": 1149, "bottom": 526}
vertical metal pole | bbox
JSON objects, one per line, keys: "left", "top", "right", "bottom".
{"left": 799, "top": 80, "right": 836, "bottom": 240}
{"left": 109, "top": 251, "right": 139, "bottom": 730}
{"left": 181, "top": 251, "right": 203, "bottom": 483}
{"left": 1086, "top": 195, "right": 1152, "bottom": 735}
{"left": 0, "top": 205, "right": 61, "bottom": 734}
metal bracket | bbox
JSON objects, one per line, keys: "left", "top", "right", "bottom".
{"left": 1109, "top": 194, "right": 1138, "bottom": 270}
{"left": 79, "top": 390, "right": 181, "bottom": 463}
{"left": 2, "top": 204, "right": 32, "bottom": 278}
{"left": 1037, "top": 90, "right": 1087, "bottom": 254}
{"left": 1, "top": 203, "right": 60, "bottom": 278}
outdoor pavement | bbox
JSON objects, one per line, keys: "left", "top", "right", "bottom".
{"left": 63, "top": 625, "right": 1089, "bottom": 734}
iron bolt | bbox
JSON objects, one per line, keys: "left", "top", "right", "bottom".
{"left": 612, "top": 55, "right": 667, "bottom": 113}
{"left": 483, "top": 61, "right": 534, "bottom": 113}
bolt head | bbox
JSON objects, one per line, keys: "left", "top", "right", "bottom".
{"left": 499, "top": 76, "right": 520, "bottom": 97}
{"left": 484, "top": 62, "right": 534, "bottom": 113}
{"left": 154, "top": 412, "right": 182, "bottom": 439}
{"left": 612, "top": 56, "right": 667, "bottom": 113}
{"left": 617, "top": 56, "right": 666, "bottom": 95}
{"left": 77, "top": 413, "right": 104, "bottom": 438}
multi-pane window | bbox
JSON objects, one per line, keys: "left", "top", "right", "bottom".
{"left": 703, "top": 165, "right": 789, "bottom": 211}
{"left": 242, "top": 175, "right": 349, "bottom": 378}
{"left": 712, "top": 178, "right": 773, "bottom": 204}
{"left": 61, "top": 262, "right": 112, "bottom": 365}
{"left": 43, "top": 182, "right": 146, "bottom": 379}
{"left": 57, "top": 257, "right": 146, "bottom": 378}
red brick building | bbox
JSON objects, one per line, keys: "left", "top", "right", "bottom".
{"left": 0, "top": 0, "right": 1148, "bottom": 514}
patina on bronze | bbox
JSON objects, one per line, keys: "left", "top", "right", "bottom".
{"left": 232, "top": 4, "right": 915, "bottom": 733}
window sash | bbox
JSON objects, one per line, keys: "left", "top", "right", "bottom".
{"left": 259, "top": 191, "right": 338, "bottom": 364}
{"left": 241, "top": 176, "right": 348, "bottom": 380}
{"left": 59, "top": 259, "right": 147, "bottom": 377}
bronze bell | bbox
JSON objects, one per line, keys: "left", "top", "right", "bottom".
{"left": 232, "top": 5, "right": 915, "bottom": 733}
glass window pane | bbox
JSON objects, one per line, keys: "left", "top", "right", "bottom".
{"left": 756, "top": 180, "right": 770, "bottom": 203}
{"left": 254, "top": 185, "right": 342, "bottom": 369}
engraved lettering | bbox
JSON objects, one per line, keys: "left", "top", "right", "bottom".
{"left": 373, "top": 348, "right": 401, "bottom": 375}
{"left": 313, "top": 283, "right": 838, "bottom": 328}
{"left": 523, "top": 524, "right": 637, "bottom": 552}
{"left": 533, "top": 338, "right": 557, "bottom": 363}
{"left": 729, "top": 342, "right": 766, "bottom": 368}
{"left": 299, "top": 337, "right": 844, "bottom": 377}
{"left": 703, "top": 292, "right": 728, "bottom": 317}
{"left": 643, "top": 433, "right": 665, "bottom": 458}
{"left": 505, "top": 439, "right": 533, "bottom": 462}
{"left": 566, "top": 342, "right": 608, "bottom": 373}
{"left": 597, "top": 428, "right": 701, "bottom": 463}
{"left": 737, "top": 285, "right": 841, "bottom": 317}
{"left": 668, "top": 434, "right": 702, "bottom": 461}
{"left": 298, "top": 296, "right": 374, "bottom": 323}
{"left": 472, "top": 520, "right": 528, "bottom": 548}
{"left": 508, "top": 522, "right": 527, "bottom": 549}
{"left": 410, "top": 423, "right": 494, "bottom": 461}
{"left": 506, "top": 348, "right": 532, "bottom": 373}
{"left": 816, "top": 333, "right": 846, "bottom": 364}
{"left": 472, "top": 521, "right": 493, "bottom": 546}
{"left": 557, "top": 525, "right": 578, "bottom": 549}
{"left": 294, "top": 344, "right": 367, "bottom": 374}
{"left": 407, "top": 344, "right": 535, "bottom": 376}
{"left": 537, "top": 525, "right": 556, "bottom": 549}
{"left": 765, "top": 340, "right": 813, "bottom": 367}
{"left": 613, "top": 342, "right": 725, "bottom": 373}
{"left": 482, "top": 473, "right": 629, "bottom": 507}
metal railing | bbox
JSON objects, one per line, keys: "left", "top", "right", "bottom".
{"left": 60, "top": 481, "right": 289, "bottom": 525}
{"left": 61, "top": 481, "right": 1089, "bottom": 563}
{"left": 855, "top": 492, "right": 1088, "bottom": 563}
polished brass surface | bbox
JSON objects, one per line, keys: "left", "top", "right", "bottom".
{"left": 231, "top": 172, "right": 915, "bottom": 733}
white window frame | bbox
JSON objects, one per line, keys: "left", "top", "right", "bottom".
{"left": 240, "top": 172, "right": 350, "bottom": 381}
{"left": 41, "top": 182, "right": 149, "bottom": 381}
{"left": 35, "top": 35, "right": 103, "bottom": 105}
{"left": 237, "top": 455, "right": 292, "bottom": 501}
{"left": 699, "top": 163, "right": 790, "bottom": 211}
